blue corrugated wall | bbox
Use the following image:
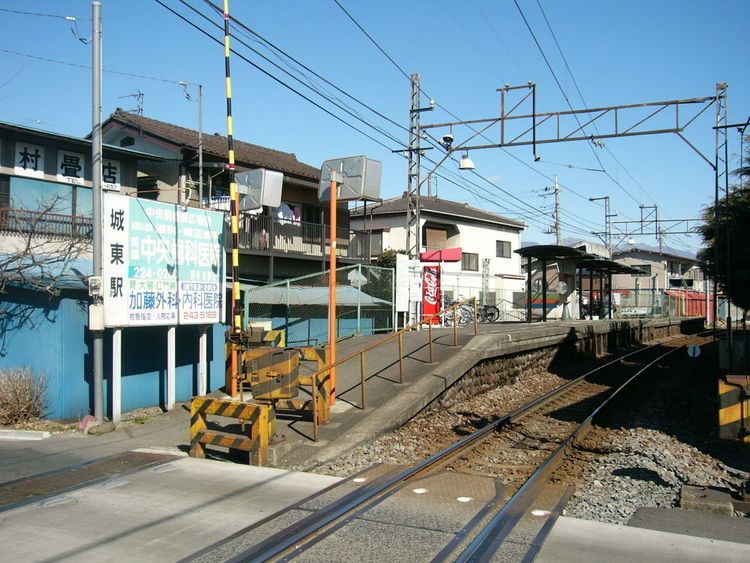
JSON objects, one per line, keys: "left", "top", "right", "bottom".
{"left": 0, "top": 287, "right": 225, "bottom": 421}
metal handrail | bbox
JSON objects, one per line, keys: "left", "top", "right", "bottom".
{"left": 310, "top": 297, "right": 479, "bottom": 412}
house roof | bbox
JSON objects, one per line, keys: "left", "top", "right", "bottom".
{"left": 105, "top": 109, "right": 321, "bottom": 182}
{"left": 0, "top": 120, "right": 164, "bottom": 161}
{"left": 613, "top": 247, "right": 699, "bottom": 264}
{"left": 351, "top": 194, "right": 525, "bottom": 229}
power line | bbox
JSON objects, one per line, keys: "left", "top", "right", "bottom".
{"left": 162, "top": 0, "right": 592, "bottom": 234}
{"left": 180, "top": 0, "right": 407, "bottom": 149}
{"left": 202, "top": 0, "right": 580, "bottom": 230}
{"left": 0, "top": 7, "right": 89, "bottom": 20}
{"left": 332, "top": 0, "right": 411, "bottom": 81}
{"left": 533, "top": 0, "right": 696, "bottom": 248}
{"left": 0, "top": 48, "right": 192, "bottom": 85}
{"left": 153, "top": 0, "right": 401, "bottom": 153}
{"left": 328, "top": 0, "right": 603, "bottom": 231}
{"left": 513, "top": 0, "right": 643, "bottom": 207}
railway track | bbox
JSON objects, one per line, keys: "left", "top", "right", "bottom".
{"left": 207, "top": 332, "right": 712, "bottom": 563}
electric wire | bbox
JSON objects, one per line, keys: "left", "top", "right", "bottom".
{"left": 177, "top": 0, "right": 407, "bottom": 149}
{"left": 159, "top": 0, "right": 598, "bottom": 236}
{"left": 533, "top": 0, "right": 698, "bottom": 251}
{"left": 153, "top": 0, "right": 400, "bottom": 153}
{"left": 513, "top": 0, "right": 644, "bottom": 208}
{"left": 330, "top": 0, "right": 602, "bottom": 228}
{"left": 0, "top": 48, "right": 194, "bottom": 85}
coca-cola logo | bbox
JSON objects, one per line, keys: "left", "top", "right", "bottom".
{"left": 423, "top": 267, "right": 439, "bottom": 305}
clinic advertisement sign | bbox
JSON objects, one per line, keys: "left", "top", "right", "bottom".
{"left": 102, "top": 193, "right": 224, "bottom": 327}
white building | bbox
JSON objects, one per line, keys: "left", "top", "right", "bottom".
{"left": 351, "top": 194, "right": 526, "bottom": 312}
{"left": 611, "top": 247, "right": 704, "bottom": 293}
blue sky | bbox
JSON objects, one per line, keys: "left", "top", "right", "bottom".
{"left": 1, "top": 0, "right": 747, "bottom": 254}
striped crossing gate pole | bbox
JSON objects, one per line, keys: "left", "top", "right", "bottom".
{"left": 223, "top": 0, "right": 242, "bottom": 396}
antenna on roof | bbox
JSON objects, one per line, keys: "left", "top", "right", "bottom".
{"left": 118, "top": 90, "right": 144, "bottom": 116}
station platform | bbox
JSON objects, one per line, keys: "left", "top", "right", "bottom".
{"left": 258, "top": 316, "right": 700, "bottom": 469}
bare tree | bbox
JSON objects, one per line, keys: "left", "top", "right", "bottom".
{"left": 0, "top": 194, "right": 90, "bottom": 354}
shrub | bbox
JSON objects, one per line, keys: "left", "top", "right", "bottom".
{"left": 0, "top": 368, "right": 48, "bottom": 424}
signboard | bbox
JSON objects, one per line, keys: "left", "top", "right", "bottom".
{"left": 15, "top": 141, "right": 45, "bottom": 178}
{"left": 57, "top": 150, "right": 85, "bottom": 185}
{"left": 102, "top": 193, "right": 224, "bottom": 327}
{"left": 319, "top": 156, "right": 382, "bottom": 202}
{"left": 102, "top": 159, "right": 121, "bottom": 191}
{"left": 422, "top": 265, "right": 441, "bottom": 324}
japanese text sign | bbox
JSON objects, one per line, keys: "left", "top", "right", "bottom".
{"left": 102, "top": 193, "right": 224, "bottom": 327}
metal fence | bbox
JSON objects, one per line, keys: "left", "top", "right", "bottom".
{"left": 0, "top": 207, "right": 92, "bottom": 239}
{"left": 243, "top": 264, "right": 394, "bottom": 346}
{"left": 229, "top": 214, "right": 371, "bottom": 261}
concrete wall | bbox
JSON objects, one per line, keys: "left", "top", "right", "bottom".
{"left": 435, "top": 317, "right": 704, "bottom": 406}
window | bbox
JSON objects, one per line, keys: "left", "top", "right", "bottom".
{"left": 0, "top": 175, "right": 9, "bottom": 208}
{"left": 631, "top": 264, "right": 651, "bottom": 277}
{"left": 462, "top": 252, "right": 478, "bottom": 271}
{"left": 496, "top": 240, "right": 511, "bottom": 258}
{"left": 425, "top": 227, "right": 447, "bottom": 250}
{"left": 370, "top": 229, "right": 383, "bottom": 256}
{"left": 137, "top": 176, "right": 159, "bottom": 200}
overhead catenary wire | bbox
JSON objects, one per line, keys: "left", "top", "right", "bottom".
{"left": 176, "top": 0, "right": 407, "bottom": 149}
{"left": 532, "top": 0, "right": 698, "bottom": 250}
{"left": 513, "top": 0, "right": 644, "bottom": 208}
{"left": 158, "top": 0, "right": 601, "bottom": 236}
{"left": 178, "top": 0, "right": 585, "bottom": 231}
{"left": 153, "top": 0, "right": 401, "bottom": 153}
{"left": 330, "top": 0, "right": 606, "bottom": 223}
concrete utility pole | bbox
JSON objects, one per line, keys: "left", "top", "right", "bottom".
{"left": 553, "top": 175, "right": 561, "bottom": 245}
{"left": 198, "top": 84, "right": 203, "bottom": 205}
{"left": 91, "top": 0, "right": 104, "bottom": 423}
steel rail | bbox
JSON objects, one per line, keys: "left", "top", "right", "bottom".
{"left": 228, "top": 337, "right": 687, "bottom": 563}
{"left": 454, "top": 340, "right": 698, "bottom": 562}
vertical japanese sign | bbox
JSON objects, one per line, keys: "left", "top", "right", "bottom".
{"left": 102, "top": 159, "right": 121, "bottom": 191}
{"left": 422, "top": 265, "right": 441, "bottom": 324}
{"left": 176, "top": 208, "right": 223, "bottom": 324}
{"left": 102, "top": 194, "right": 224, "bottom": 327}
{"left": 57, "top": 150, "right": 85, "bottom": 185}
{"left": 15, "top": 141, "right": 45, "bottom": 178}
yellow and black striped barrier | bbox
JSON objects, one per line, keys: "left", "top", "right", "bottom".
{"left": 190, "top": 397, "right": 275, "bottom": 465}
{"left": 718, "top": 375, "right": 750, "bottom": 445}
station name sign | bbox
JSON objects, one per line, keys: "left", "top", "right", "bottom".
{"left": 102, "top": 193, "right": 225, "bottom": 327}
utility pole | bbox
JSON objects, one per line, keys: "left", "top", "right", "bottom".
{"left": 405, "top": 73, "right": 422, "bottom": 258}
{"left": 404, "top": 73, "right": 435, "bottom": 258}
{"left": 553, "top": 175, "right": 561, "bottom": 245}
{"left": 91, "top": 1, "right": 104, "bottom": 424}
{"left": 198, "top": 83, "right": 203, "bottom": 206}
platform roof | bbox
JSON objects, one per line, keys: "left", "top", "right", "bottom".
{"left": 514, "top": 245, "right": 589, "bottom": 260}
{"left": 578, "top": 258, "right": 639, "bottom": 274}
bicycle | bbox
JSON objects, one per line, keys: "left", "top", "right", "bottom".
{"left": 443, "top": 298, "right": 474, "bottom": 327}
{"left": 476, "top": 303, "right": 500, "bottom": 323}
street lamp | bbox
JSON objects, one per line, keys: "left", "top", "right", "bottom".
{"left": 458, "top": 151, "right": 476, "bottom": 170}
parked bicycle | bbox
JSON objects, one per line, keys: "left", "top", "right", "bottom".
{"left": 443, "top": 298, "right": 474, "bottom": 327}
{"left": 476, "top": 303, "right": 500, "bottom": 323}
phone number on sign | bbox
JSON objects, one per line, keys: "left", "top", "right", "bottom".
{"left": 182, "top": 311, "right": 218, "bottom": 320}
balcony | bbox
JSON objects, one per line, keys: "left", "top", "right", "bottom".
{"left": 233, "top": 214, "right": 371, "bottom": 261}
{"left": 0, "top": 208, "right": 92, "bottom": 239}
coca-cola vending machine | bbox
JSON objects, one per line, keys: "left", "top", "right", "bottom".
{"left": 422, "top": 265, "right": 441, "bottom": 324}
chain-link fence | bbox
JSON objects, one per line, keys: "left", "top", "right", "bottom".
{"left": 242, "top": 264, "right": 394, "bottom": 346}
